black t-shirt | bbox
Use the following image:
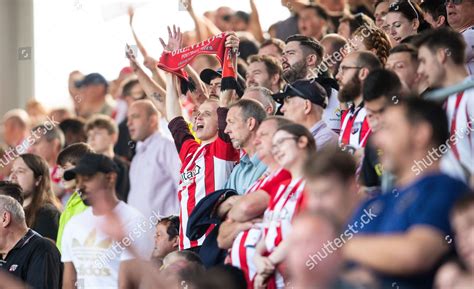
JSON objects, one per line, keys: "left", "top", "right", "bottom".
{"left": 113, "top": 155, "right": 130, "bottom": 202}
{"left": 0, "top": 229, "right": 62, "bottom": 289}
{"left": 114, "top": 118, "right": 135, "bottom": 161}
{"left": 361, "top": 136, "right": 383, "bottom": 188}
{"left": 31, "top": 203, "right": 60, "bottom": 241}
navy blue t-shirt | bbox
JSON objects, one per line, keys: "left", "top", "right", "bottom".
{"left": 347, "top": 172, "right": 469, "bottom": 289}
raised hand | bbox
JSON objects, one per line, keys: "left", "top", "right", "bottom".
{"left": 159, "top": 25, "right": 183, "bottom": 52}
{"left": 225, "top": 31, "right": 240, "bottom": 52}
{"left": 125, "top": 44, "right": 140, "bottom": 72}
{"left": 182, "top": 0, "right": 192, "bottom": 12}
{"left": 128, "top": 6, "right": 134, "bottom": 26}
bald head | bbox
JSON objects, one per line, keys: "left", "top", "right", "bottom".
{"left": 127, "top": 100, "right": 159, "bottom": 141}
{"left": 131, "top": 99, "right": 159, "bottom": 118}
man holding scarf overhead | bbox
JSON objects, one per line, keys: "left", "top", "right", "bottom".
{"left": 158, "top": 25, "right": 241, "bottom": 252}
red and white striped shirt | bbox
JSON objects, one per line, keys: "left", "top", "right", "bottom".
{"left": 261, "top": 176, "right": 306, "bottom": 288}
{"left": 229, "top": 169, "right": 291, "bottom": 289}
{"left": 339, "top": 104, "right": 371, "bottom": 154}
{"left": 442, "top": 79, "right": 474, "bottom": 182}
{"left": 169, "top": 115, "right": 239, "bottom": 250}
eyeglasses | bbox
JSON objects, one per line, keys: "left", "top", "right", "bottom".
{"left": 272, "top": 136, "right": 298, "bottom": 152}
{"left": 444, "top": 0, "right": 463, "bottom": 5}
{"left": 338, "top": 65, "right": 363, "bottom": 75}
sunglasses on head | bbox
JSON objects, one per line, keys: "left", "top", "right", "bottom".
{"left": 389, "top": 0, "right": 419, "bottom": 20}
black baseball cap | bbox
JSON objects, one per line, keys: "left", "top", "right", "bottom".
{"left": 200, "top": 68, "right": 222, "bottom": 85}
{"left": 63, "top": 153, "right": 118, "bottom": 181}
{"left": 75, "top": 73, "right": 108, "bottom": 88}
{"left": 272, "top": 79, "right": 328, "bottom": 108}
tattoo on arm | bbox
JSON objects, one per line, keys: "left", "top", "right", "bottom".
{"left": 152, "top": 92, "right": 163, "bottom": 103}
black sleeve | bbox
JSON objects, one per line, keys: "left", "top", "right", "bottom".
{"left": 114, "top": 119, "right": 135, "bottom": 161}
{"left": 114, "top": 157, "right": 130, "bottom": 202}
{"left": 32, "top": 206, "right": 60, "bottom": 241}
{"left": 26, "top": 241, "right": 62, "bottom": 289}
{"left": 168, "top": 116, "right": 195, "bottom": 152}
{"left": 217, "top": 107, "right": 231, "bottom": 143}
{"left": 360, "top": 138, "right": 382, "bottom": 187}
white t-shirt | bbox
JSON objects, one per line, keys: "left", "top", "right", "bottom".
{"left": 462, "top": 26, "right": 474, "bottom": 75}
{"left": 323, "top": 87, "right": 342, "bottom": 133}
{"left": 61, "top": 201, "right": 155, "bottom": 289}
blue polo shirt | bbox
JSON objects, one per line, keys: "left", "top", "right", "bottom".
{"left": 348, "top": 172, "right": 469, "bottom": 289}
{"left": 224, "top": 153, "right": 267, "bottom": 195}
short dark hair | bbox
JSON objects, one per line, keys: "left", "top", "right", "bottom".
{"left": 158, "top": 216, "right": 180, "bottom": 241}
{"left": 355, "top": 51, "right": 383, "bottom": 72}
{"left": 229, "top": 99, "right": 267, "bottom": 126}
{"left": 260, "top": 38, "right": 285, "bottom": 54}
{"left": 85, "top": 114, "right": 118, "bottom": 135}
{"left": 304, "top": 147, "right": 356, "bottom": 184}
{"left": 122, "top": 79, "right": 141, "bottom": 98}
{"left": 0, "top": 181, "right": 24, "bottom": 205}
{"left": 303, "top": 4, "right": 329, "bottom": 21}
{"left": 172, "top": 250, "right": 203, "bottom": 265}
{"left": 389, "top": 43, "right": 419, "bottom": 63}
{"left": 285, "top": 34, "right": 324, "bottom": 65}
{"left": 395, "top": 98, "right": 449, "bottom": 148}
{"left": 420, "top": 0, "right": 447, "bottom": 25}
{"left": 415, "top": 27, "right": 466, "bottom": 65}
{"left": 339, "top": 12, "right": 375, "bottom": 36}
{"left": 277, "top": 123, "right": 316, "bottom": 152}
{"left": 59, "top": 118, "right": 87, "bottom": 146}
{"left": 57, "top": 142, "right": 93, "bottom": 166}
{"left": 451, "top": 192, "right": 474, "bottom": 218}
{"left": 363, "top": 69, "right": 402, "bottom": 102}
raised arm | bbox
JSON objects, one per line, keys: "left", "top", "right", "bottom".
{"left": 249, "top": 0, "right": 265, "bottom": 43}
{"left": 219, "top": 32, "right": 241, "bottom": 108}
{"left": 183, "top": 0, "right": 221, "bottom": 42}
{"left": 159, "top": 25, "right": 184, "bottom": 121}
{"left": 165, "top": 73, "right": 183, "bottom": 121}
{"left": 128, "top": 7, "right": 166, "bottom": 88}
{"left": 126, "top": 45, "right": 167, "bottom": 117}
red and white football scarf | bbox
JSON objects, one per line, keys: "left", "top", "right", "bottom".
{"left": 158, "top": 32, "right": 237, "bottom": 90}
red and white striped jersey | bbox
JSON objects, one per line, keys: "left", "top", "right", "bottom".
{"left": 339, "top": 104, "right": 371, "bottom": 154}
{"left": 178, "top": 137, "right": 239, "bottom": 250}
{"left": 229, "top": 169, "right": 291, "bottom": 289}
{"left": 442, "top": 79, "right": 474, "bottom": 182}
{"left": 261, "top": 176, "right": 306, "bottom": 288}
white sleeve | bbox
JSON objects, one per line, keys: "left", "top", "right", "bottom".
{"left": 61, "top": 222, "right": 73, "bottom": 262}
{"left": 463, "top": 27, "right": 474, "bottom": 75}
{"left": 120, "top": 215, "right": 155, "bottom": 262}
